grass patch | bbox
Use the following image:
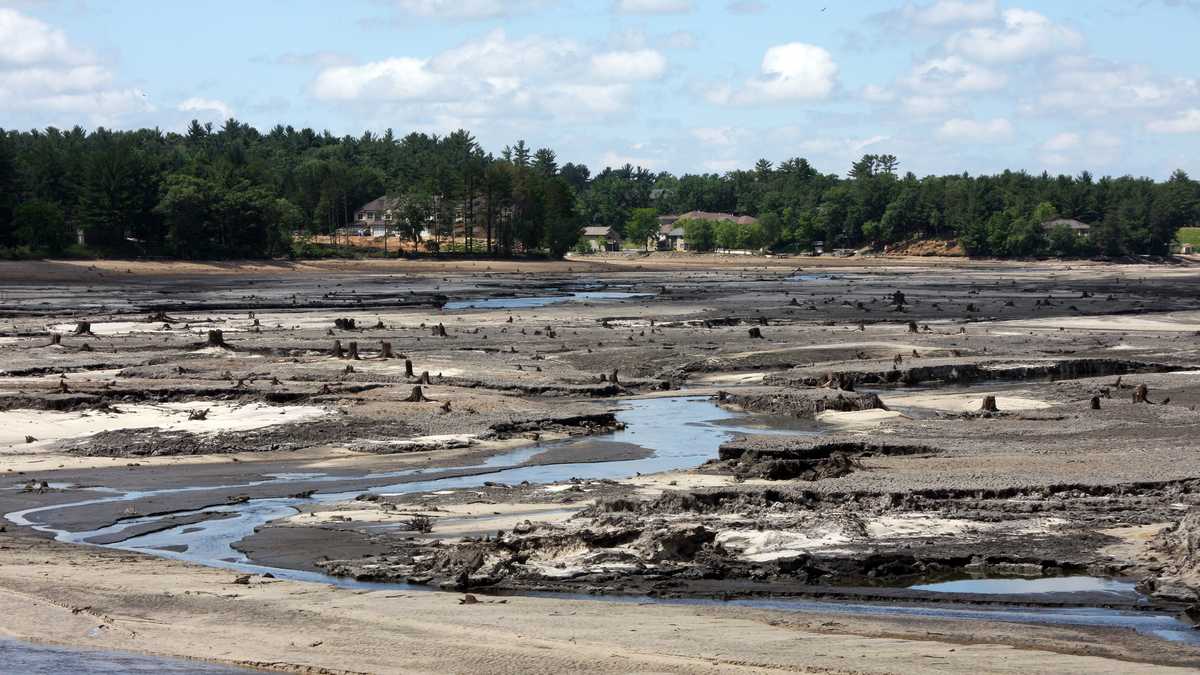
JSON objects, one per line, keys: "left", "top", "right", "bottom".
{"left": 1177, "top": 227, "right": 1200, "bottom": 247}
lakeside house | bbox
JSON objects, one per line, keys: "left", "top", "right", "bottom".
{"left": 1040, "top": 218, "right": 1091, "bottom": 235}
{"left": 655, "top": 210, "right": 759, "bottom": 251}
{"left": 580, "top": 226, "right": 622, "bottom": 252}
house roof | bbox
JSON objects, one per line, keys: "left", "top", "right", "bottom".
{"left": 581, "top": 226, "right": 618, "bottom": 238}
{"left": 356, "top": 196, "right": 401, "bottom": 213}
{"left": 670, "top": 210, "right": 759, "bottom": 225}
{"left": 1041, "top": 218, "right": 1091, "bottom": 231}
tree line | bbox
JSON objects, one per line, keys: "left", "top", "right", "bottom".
{"left": 0, "top": 122, "right": 1196, "bottom": 260}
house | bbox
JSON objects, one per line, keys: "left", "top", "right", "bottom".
{"left": 658, "top": 223, "right": 687, "bottom": 251}
{"left": 354, "top": 196, "right": 402, "bottom": 237}
{"left": 662, "top": 210, "right": 759, "bottom": 226}
{"left": 580, "top": 226, "right": 622, "bottom": 252}
{"left": 1041, "top": 218, "right": 1091, "bottom": 235}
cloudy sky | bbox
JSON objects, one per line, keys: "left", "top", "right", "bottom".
{"left": 2, "top": 0, "right": 1198, "bottom": 178}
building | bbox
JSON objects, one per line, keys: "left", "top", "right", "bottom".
{"left": 580, "top": 226, "right": 622, "bottom": 252}
{"left": 655, "top": 211, "right": 759, "bottom": 251}
{"left": 353, "top": 197, "right": 402, "bottom": 237}
{"left": 658, "top": 223, "right": 687, "bottom": 251}
{"left": 1041, "top": 218, "right": 1091, "bottom": 235}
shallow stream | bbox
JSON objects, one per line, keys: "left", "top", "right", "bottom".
{"left": 6, "top": 396, "right": 1199, "bottom": 646}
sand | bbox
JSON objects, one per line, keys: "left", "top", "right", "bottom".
{"left": 0, "top": 402, "right": 330, "bottom": 453}
{"left": 0, "top": 533, "right": 1193, "bottom": 674}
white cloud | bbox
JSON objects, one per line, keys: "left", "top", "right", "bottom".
{"left": 690, "top": 126, "right": 748, "bottom": 146}
{"left": 1147, "top": 109, "right": 1200, "bottom": 134}
{"left": 904, "top": 55, "right": 1006, "bottom": 93}
{"left": 892, "top": 0, "right": 997, "bottom": 28}
{"left": 589, "top": 49, "right": 666, "bottom": 81}
{"left": 902, "top": 95, "right": 952, "bottom": 116}
{"left": 613, "top": 0, "right": 693, "bottom": 14}
{"left": 0, "top": 8, "right": 150, "bottom": 124}
{"left": 708, "top": 42, "right": 837, "bottom": 105}
{"left": 178, "top": 97, "right": 234, "bottom": 121}
{"left": 936, "top": 117, "right": 1014, "bottom": 142}
{"left": 389, "top": 0, "right": 554, "bottom": 20}
{"left": 860, "top": 84, "right": 895, "bottom": 102}
{"left": 1034, "top": 56, "right": 1199, "bottom": 114}
{"left": 1037, "top": 130, "right": 1122, "bottom": 170}
{"left": 703, "top": 158, "right": 744, "bottom": 172}
{"left": 309, "top": 29, "right": 653, "bottom": 125}
{"left": 312, "top": 57, "right": 448, "bottom": 101}
{"left": 1041, "top": 131, "right": 1079, "bottom": 151}
{"left": 726, "top": 0, "right": 767, "bottom": 14}
{"left": 599, "top": 149, "right": 660, "bottom": 169}
{"left": 947, "top": 8, "right": 1083, "bottom": 63}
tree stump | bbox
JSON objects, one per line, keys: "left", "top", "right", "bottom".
{"left": 380, "top": 342, "right": 393, "bottom": 359}
{"left": 49, "top": 333, "right": 61, "bottom": 346}
{"left": 334, "top": 318, "right": 356, "bottom": 330}
{"left": 332, "top": 339, "right": 345, "bottom": 358}
{"left": 1090, "top": 396, "right": 1101, "bottom": 410}
{"left": 347, "top": 341, "right": 360, "bottom": 360}
{"left": 433, "top": 323, "right": 447, "bottom": 337}
{"left": 980, "top": 395, "right": 999, "bottom": 412}
{"left": 73, "top": 321, "right": 93, "bottom": 336}
{"left": 747, "top": 326, "right": 763, "bottom": 339}
{"left": 1133, "top": 384, "right": 1149, "bottom": 403}
{"left": 405, "top": 386, "right": 429, "bottom": 402}
{"left": 610, "top": 369, "right": 620, "bottom": 385}
{"left": 404, "top": 359, "right": 414, "bottom": 377}
{"left": 207, "top": 329, "right": 227, "bottom": 348}
{"left": 79, "top": 343, "right": 92, "bottom": 352}
{"left": 892, "top": 290, "right": 906, "bottom": 306}
{"left": 417, "top": 371, "right": 432, "bottom": 385}
{"left": 907, "top": 321, "right": 918, "bottom": 333}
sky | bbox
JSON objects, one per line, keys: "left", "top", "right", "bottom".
{"left": 1, "top": 0, "right": 1199, "bottom": 178}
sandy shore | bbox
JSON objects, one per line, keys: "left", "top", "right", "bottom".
{"left": 0, "top": 531, "right": 1195, "bottom": 674}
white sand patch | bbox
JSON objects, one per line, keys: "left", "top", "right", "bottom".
{"left": 0, "top": 401, "right": 329, "bottom": 453}
{"left": 1106, "top": 343, "right": 1142, "bottom": 351}
{"left": 49, "top": 321, "right": 253, "bottom": 336}
{"left": 883, "top": 392, "right": 1052, "bottom": 413}
{"left": 355, "top": 434, "right": 475, "bottom": 452}
{"left": 691, "top": 372, "right": 766, "bottom": 385}
{"left": 1002, "top": 312, "right": 1200, "bottom": 333}
{"left": 720, "top": 514, "right": 1067, "bottom": 562}
{"left": 816, "top": 409, "right": 907, "bottom": 429}
{"left": 716, "top": 528, "right": 853, "bottom": 561}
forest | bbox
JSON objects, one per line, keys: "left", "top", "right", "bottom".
{"left": 0, "top": 120, "right": 1196, "bottom": 259}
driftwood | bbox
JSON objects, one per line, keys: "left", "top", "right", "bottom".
{"left": 188, "top": 408, "right": 210, "bottom": 420}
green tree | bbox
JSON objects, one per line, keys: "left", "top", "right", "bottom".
{"left": 13, "top": 200, "right": 72, "bottom": 254}
{"left": 681, "top": 218, "right": 714, "bottom": 252}
{"left": 625, "top": 207, "right": 659, "bottom": 251}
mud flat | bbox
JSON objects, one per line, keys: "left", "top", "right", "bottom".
{"left": 2, "top": 256, "right": 1200, "bottom": 672}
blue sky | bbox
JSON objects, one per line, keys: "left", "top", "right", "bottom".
{"left": 2, "top": 0, "right": 1199, "bottom": 178}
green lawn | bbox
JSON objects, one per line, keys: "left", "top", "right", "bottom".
{"left": 1178, "top": 227, "right": 1200, "bottom": 247}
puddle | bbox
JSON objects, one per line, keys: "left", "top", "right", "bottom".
{"left": 0, "top": 636, "right": 256, "bottom": 674}
{"left": 911, "top": 576, "right": 1141, "bottom": 598}
{"left": 443, "top": 291, "right": 652, "bottom": 310}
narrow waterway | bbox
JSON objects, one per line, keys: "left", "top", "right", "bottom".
{"left": 7, "top": 396, "right": 1200, "bottom": 648}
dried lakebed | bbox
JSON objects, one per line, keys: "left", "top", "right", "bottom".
{"left": 7, "top": 395, "right": 1199, "bottom": 645}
